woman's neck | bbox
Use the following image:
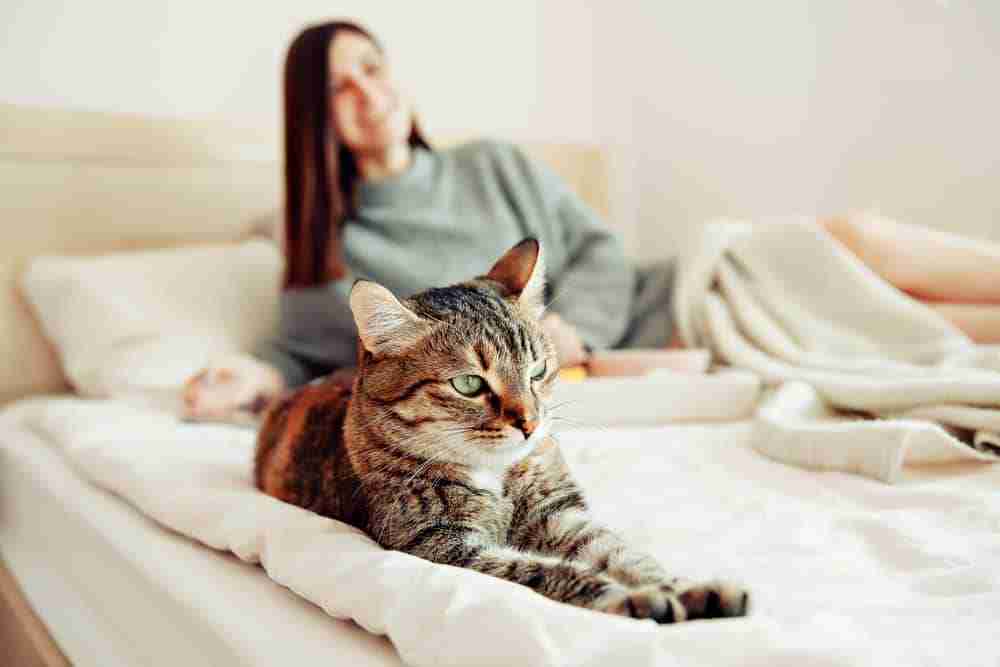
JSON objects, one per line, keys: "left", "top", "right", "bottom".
{"left": 356, "top": 143, "right": 412, "bottom": 182}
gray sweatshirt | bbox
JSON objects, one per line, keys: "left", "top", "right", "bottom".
{"left": 257, "top": 140, "right": 672, "bottom": 388}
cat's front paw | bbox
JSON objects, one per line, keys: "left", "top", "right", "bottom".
{"left": 597, "top": 586, "right": 687, "bottom": 624}
{"left": 675, "top": 580, "right": 750, "bottom": 619}
{"left": 597, "top": 581, "right": 750, "bottom": 624}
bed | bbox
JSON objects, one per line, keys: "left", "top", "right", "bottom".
{"left": 1, "top": 103, "right": 998, "bottom": 667}
{"left": 0, "top": 102, "right": 606, "bottom": 666}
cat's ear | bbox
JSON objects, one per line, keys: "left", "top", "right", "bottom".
{"left": 349, "top": 280, "right": 430, "bottom": 355}
{"left": 485, "top": 238, "right": 546, "bottom": 319}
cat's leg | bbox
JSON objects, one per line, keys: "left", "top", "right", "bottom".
{"left": 398, "top": 522, "right": 693, "bottom": 623}
{"left": 518, "top": 507, "right": 750, "bottom": 619}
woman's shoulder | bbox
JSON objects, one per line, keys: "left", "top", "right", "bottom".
{"left": 441, "top": 138, "right": 550, "bottom": 191}
{"left": 442, "top": 138, "right": 528, "bottom": 170}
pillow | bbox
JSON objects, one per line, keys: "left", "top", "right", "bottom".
{"left": 20, "top": 239, "right": 282, "bottom": 409}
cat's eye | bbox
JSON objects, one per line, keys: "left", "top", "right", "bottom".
{"left": 530, "top": 359, "right": 547, "bottom": 381}
{"left": 451, "top": 374, "right": 486, "bottom": 397}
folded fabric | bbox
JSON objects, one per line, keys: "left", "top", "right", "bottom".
{"left": 672, "top": 214, "right": 1000, "bottom": 482}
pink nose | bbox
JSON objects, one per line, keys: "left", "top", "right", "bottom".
{"left": 518, "top": 418, "right": 538, "bottom": 438}
{"left": 502, "top": 398, "right": 539, "bottom": 438}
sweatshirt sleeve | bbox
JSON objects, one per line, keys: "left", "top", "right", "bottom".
{"left": 546, "top": 192, "right": 635, "bottom": 349}
{"left": 498, "top": 143, "right": 635, "bottom": 350}
{"left": 254, "top": 337, "right": 313, "bottom": 390}
{"left": 252, "top": 280, "right": 360, "bottom": 389}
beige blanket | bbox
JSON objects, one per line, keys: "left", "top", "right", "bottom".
{"left": 672, "top": 217, "right": 1000, "bottom": 482}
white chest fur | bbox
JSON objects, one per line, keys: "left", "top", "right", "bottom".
{"left": 469, "top": 469, "right": 504, "bottom": 495}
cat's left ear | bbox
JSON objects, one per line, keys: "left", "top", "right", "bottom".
{"left": 349, "top": 280, "right": 431, "bottom": 356}
{"left": 485, "top": 238, "right": 546, "bottom": 319}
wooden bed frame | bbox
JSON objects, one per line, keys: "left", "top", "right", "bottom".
{"left": 0, "top": 558, "right": 70, "bottom": 667}
{"left": 0, "top": 102, "right": 610, "bottom": 665}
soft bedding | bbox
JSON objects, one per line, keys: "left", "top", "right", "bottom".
{"left": 0, "top": 407, "right": 401, "bottom": 667}
{"left": 2, "top": 395, "right": 997, "bottom": 667}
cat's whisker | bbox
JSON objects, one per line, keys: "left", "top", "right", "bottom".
{"left": 400, "top": 433, "right": 467, "bottom": 487}
{"left": 548, "top": 398, "right": 601, "bottom": 421}
{"left": 404, "top": 447, "right": 452, "bottom": 487}
{"left": 349, "top": 431, "right": 457, "bottom": 499}
{"left": 540, "top": 273, "right": 609, "bottom": 316}
{"left": 377, "top": 507, "right": 393, "bottom": 545}
{"left": 547, "top": 399, "right": 592, "bottom": 422}
{"left": 550, "top": 413, "right": 606, "bottom": 428}
{"left": 549, "top": 414, "right": 616, "bottom": 437}
{"left": 540, "top": 289, "right": 568, "bottom": 315}
{"left": 546, "top": 399, "right": 580, "bottom": 413}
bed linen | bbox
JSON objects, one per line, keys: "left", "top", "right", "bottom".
{"left": 0, "top": 405, "right": 401, "bottom": 667}
{"left": 2, "top": 395, "right": 998, "bottom": 666}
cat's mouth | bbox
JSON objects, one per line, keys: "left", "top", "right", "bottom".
{"left": 457, "top": 419, "right": 550, "bottom": 471}
{"left": 491, "top": 420, "right": 549, "bottom": 450}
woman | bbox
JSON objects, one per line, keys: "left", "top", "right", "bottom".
{"left": 184, "top": 20, "right": 1000, "bottom": 421}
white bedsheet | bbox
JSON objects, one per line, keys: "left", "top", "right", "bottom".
{"left": 0, "top": 404, "right": 401, "bottom": 667}
{"left": 2, "top": 395, "right": 998, "bottom": 666}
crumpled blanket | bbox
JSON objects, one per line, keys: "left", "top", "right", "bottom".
{"left": 672, "top": 216, "right": 1000, "bottom": 482}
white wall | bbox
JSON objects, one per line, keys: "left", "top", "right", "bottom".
{"left": 0, "top": 1, "right": 588, "bottom": 136}
{"left": 611, "top": 1, "right": 1000, "bottom": 261}
{"left": 3, "top": 0, "right": 998, "bottom": 260}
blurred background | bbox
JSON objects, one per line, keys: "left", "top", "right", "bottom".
{"left": 3, "top": 0, "right": 997, "bottom": 261}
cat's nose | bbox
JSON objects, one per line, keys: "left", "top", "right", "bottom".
{"left": 502, "top": 400, "right": 538, "bottom": 438}
{"left": 510, "top": 413, "right": 539, "bottom": 439}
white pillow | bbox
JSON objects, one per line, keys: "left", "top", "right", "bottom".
{"left": 21, "top": 239, "right": 282, "bottom": 408}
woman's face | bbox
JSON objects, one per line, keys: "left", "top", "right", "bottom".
{"left": 328, "top": 32, "right": 413, "bottom": 156}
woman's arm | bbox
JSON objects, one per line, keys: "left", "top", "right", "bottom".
{"left": 545, "top": 191, "right": 635, "bottom": 350}
{"left": 254, "top": 338, "right": 319, "bottom": 391}
{"left": 498, "top": 143, "right": 635, "bottom": 352}
{"left": 254, "top": 281, "right": 362, "bottom": 389}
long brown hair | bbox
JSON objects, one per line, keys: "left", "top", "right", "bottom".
{"left": 282, "top": 20, "right": 430, "bottom": 288}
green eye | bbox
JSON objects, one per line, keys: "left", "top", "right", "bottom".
{"left": 451, "top": 374, "right": 486, "bottom": 397}
{"left": 530, "top": 359, "right": 547, "bottom": 381}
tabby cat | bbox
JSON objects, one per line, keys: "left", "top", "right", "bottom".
{"left": 255, "top": 239, "right": 749, "bottom": 622}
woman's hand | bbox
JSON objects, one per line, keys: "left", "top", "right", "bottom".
{"left": 182, "top": 354, "right": 286, "bottom": 420}
{"left": 540, "top": 313, "right": 590, "bottom": 368}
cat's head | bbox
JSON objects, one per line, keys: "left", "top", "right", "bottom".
{"left": 348, "top": 238, "right": 556, "bottom": 471}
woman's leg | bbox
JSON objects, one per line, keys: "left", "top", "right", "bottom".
{"left": 821, "top": 215, "right": 1000, "bottom": 304}
{"left": 821, "top": 215, "right": 1000, "bottom": 343}
{"left": 922, "top": 302, "right": 1000, "bottom": 344}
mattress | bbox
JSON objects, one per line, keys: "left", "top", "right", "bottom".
{"left": 0, "top": 402, "right": 402, "bottom": 667}
{"left": 1, "top": 394, "right": 999, "bottom": 666}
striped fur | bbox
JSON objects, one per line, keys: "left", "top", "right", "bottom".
{"left": 254, "top": 240, "right": 749, "bottom": 622}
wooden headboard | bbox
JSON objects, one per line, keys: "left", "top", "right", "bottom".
{"left": 0, "top": 103, "right": 610, "bottom": 404}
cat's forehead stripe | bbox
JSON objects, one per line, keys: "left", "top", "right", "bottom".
{"left": 464, "top": 288, "right": 523, "bottom": 358}
{"left": 517, "top": 326, "right": 532, "bottom": 358}
{"left": 502, "top": 320, "right": 533, "bottom": 364}
{"left": 473, "top": 341, "right": 490, "bottom": 371}
{"left": 411, "top": 282, "right": 540, "bottom": 365}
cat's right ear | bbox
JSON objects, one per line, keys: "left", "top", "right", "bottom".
{"left": 349, "top": 280, "right": 430, "bottom": 356}
{"left": 486, "top": 238, "right": 546, "bottom": 319}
